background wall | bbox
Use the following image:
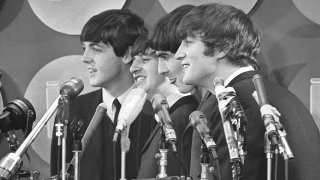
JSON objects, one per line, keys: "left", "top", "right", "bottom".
{"left": 0, "top": 0, "right": 319, "bottom": 179}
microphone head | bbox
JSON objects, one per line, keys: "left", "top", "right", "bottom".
{"left": 60, "top": 77, "right": 84, "bottom": 100}
{"left": 189, "top": 111, "right": 210, "bottom": 133}
{"left": 213, "top": 77, "right": 225, "bottom": 95}
{"left": 151, "top": 94, "right": 169, "bottom": 113}
{"left": 252, "top": 74, "right": 263, "bottom": 82}
{"left": 0, "top": 98, "right": 36, "bottom": 134}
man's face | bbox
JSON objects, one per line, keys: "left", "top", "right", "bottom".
{"left": 130, "top": 49, "right": 167, "bottom": 98}
{"left": 82, "top": 41, "right": 124, "bottom": 88}
{"left": 157, "top": 50, "right": 194, "bottom": 94}
{"left": 175, "top": 36, "right": 215, "bottom": 88}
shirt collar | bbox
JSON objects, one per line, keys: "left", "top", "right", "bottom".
{"left": 224, "top": 66, "right": 255, "bottom": 86}
{"left": 102, "top": 85, "right": 134, "bottom": 112}
{"left": 166, "top": 92, "right": 191, "bottom": 108}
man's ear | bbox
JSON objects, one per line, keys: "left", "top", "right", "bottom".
{"left": 123, "top": 46, "right": 133, "bottom": 64}
{"left": 215, "top": 49, "right": 226, "bottom": 60}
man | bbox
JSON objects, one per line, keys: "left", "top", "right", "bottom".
{"left": 151, "top": 5, "right": 196, "bottom": 94}
{"left": 130, "top": 34, "right": 198, "bottom": 178}
{"left": 50, "top": 9, "right": 155, "bottom": 180}
{"left": 175, "top": 3, "right": 320, "bottom": 180}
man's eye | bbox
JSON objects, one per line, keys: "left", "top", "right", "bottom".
{"left": 159, "top": 56, "right": 167, "bottom": 61}
{"left": 93, "top": 47, "right": 101, "bottom": 53}
{"left": 142, "top": 58, "right": 150, "bottom": 63}
{"left": 184, "top": 40, "right": 192, "bottom": 46}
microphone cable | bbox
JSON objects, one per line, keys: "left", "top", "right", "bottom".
{"left": 172, "top": 150, "right": 188, "bottom": 180}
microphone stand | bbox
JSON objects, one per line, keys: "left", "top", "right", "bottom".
{"left": 155, "top": 127, "right": 169, "bottom": 178}
{"left": 225, "top": 108, "right": 242, "bottom": 180}
{"left": 70, "top": 119, "right": 84, "bottom": 180}
{"left": 264, "top": 132, "right": 273, "bottom": 180}
{"left": 200, "top": 144, "right": 211, "bottom": 180}
{"left": 55, "top": 96, "right": 70, "bottom": 180}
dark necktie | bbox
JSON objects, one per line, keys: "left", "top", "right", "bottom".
{"left": 112, "top": 98, "right": 121, "bottom": 180}
{"left": 113, "top": 98, "right": 121, "bottom": 127}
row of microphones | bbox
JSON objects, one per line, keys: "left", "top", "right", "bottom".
{"left": 0, "top": 77, "right": 84, "bottom": 180}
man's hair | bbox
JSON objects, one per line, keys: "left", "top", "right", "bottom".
{"left": 131, "top": 33, "right": 152, "bottom": 57}
{"left": 80, "top": 9, "right": 147, "bottom": 57}
{"left": 177, "top": 3, "right": 261, "bottom": 70}
{"left": 150, "top": 5, "right": 195, "bottom": 53}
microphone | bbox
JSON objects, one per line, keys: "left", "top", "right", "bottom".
{"left": 55, "top": 77, "right": 84, "bottom": 138}
{"left": 59, "top": 77, "right": 84, "bottom": 100}
{"left": 252, "top": 74, "right": 293, "bottom": 159}
{"left": 252, "top": 74, "right": 279, "bottom": 146}
{"left": 82, "top": 103, "right": 107, "bottom": 152}
{"left": 0, "top": 98, "right": 36, "bottom": 151}
{"left": 113, "top": 88, "right": 147, "bottom": 142}
{"left": 151, "top": 94, "right": 177, "bottom": 153}
{"left": 189, "top": 111, "right": 218, "bottom": 159}
{"left": 213, "top": 77, "right": 242, "bottom": 178}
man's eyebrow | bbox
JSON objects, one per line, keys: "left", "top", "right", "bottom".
{"left": 88, "top": 42, "right": 105, "bottom": 48}
{"left": 156, "top": 51, "right": 168, "bottom": 56}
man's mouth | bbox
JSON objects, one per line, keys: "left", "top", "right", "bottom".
{"left": 134, "top": 75, "right": 146, "bottom": 84}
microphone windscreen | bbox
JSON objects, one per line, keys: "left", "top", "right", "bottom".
{"left": 118, "top": 88, "right": 147, "bottom": 126}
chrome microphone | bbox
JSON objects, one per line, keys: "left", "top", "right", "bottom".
{"left": 59, "top": 77, "right": 84, "bottom": 100}
{"left": 151, "top": 94, "right": 177, "bottom": 153}
{"left": 189, "top": 111, "right": 218, "bottom": 159}
{"left": 252, "top": 74, "right": 293, "bottom": 159}
{"left": 214, "top": 77, "right": 242, "bottom": 179}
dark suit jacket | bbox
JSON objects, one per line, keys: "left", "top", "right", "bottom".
{"left": 136, "top": 95, "right": 199, "bottom": 179}
{"left": 50, "top": 89, "right": 156, "bottom": 180}
{"left": 190, "top": 71, "right": 320, "bottom": 180}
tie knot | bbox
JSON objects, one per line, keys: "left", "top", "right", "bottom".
{"left": 113, "top": 98, "right": 121, "bottom": 110}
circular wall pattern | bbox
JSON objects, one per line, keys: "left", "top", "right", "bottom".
{"left": 292, "top": 0, "right": 320, "bottom": 25}
{"left": 28, "top": 0, "right": 127, "bottom": 35}
{"left": 24, "top": 55, "right": 98, "bottom": 164}
{"left": 159, "top": 0, "right": 258, "bottom": 14}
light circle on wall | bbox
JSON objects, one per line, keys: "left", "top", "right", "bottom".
{"left": 292, "top": 0, "right": 320, "bottom": 25}
{"left": 28, "top": 0, "right": 127, "bottom": 35}
{"left": 25, "top": 55, "right": 98, "bottom": 164}
{"left": 159, "top": 0, "right": 258, "bottom": 14}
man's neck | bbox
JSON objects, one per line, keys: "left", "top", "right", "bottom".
{"left": 103, "top": 72, "right": 134, "bottom": 97}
